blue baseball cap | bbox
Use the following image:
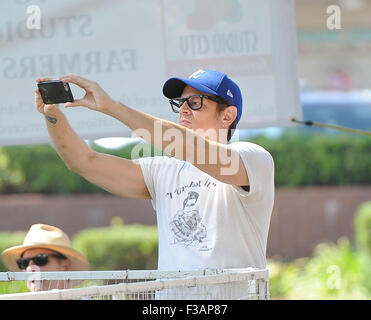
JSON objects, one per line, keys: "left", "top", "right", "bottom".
{"left": 162, "top": 69, "right": 243, "bottom": 123}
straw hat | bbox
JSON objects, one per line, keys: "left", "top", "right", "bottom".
{"left": 1, "top": 224, "right": 89, "bottom": 271}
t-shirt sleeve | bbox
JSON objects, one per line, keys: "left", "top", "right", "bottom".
{"left": 229, "top": 142, "right": 275, "bottom": 197}
{"left": 132, "top": 156, "right": 158, "bottom": 210}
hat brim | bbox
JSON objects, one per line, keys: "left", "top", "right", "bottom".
{"left": 1, "top": 244, "right": 89, "bottom": 272}
{"left": 163, "top": 77, "right": 219, "bottom": 99}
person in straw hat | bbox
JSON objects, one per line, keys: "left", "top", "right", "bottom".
{"left": 1, "top": 224, "right": 89, "bottom": 292}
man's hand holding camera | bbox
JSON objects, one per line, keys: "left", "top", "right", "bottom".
{"left": 35, "top": 74, "right": 118, "bottom": 124}
{"left": 59, "top": 74, "right": 117, "bottom": 114}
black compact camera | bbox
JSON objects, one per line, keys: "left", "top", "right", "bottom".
{"left": 37, "top": 80, "right": 74, "bottom": 104}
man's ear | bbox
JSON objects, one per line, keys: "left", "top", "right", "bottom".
{"left": 221, "top": 106, "right": 237, "bottom": 127}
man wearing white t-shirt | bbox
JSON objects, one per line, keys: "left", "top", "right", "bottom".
{"left": 35, "top": 69, "right": 274, "bottom": 273}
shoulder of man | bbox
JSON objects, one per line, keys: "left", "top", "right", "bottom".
{"left": 229, "top": 140, "right": 272, "bottom": 156}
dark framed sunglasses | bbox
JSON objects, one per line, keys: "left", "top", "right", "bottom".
{"left": 169, "top": 94, "right": 231, "bottom": 113}
{"left": 17, "top": 253, "right": 67, "bottom": 270}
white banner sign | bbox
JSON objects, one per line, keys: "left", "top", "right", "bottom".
{"left": 0, "top": 0, "right": 301, "bottom": 146}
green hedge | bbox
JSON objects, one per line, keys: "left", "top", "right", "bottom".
{"left": 0, "top": 231, "right": 26, "bottom": 271}
{"left": 0, "top": 140, "right": 162, "bottom": 194}
{"left": 0, "top": 132, "right": 370, "bottom": 194}
{"left": 71, "top": 222, "right": 158, "bottom": 270}
{"left": 268, "top": 238, "right": 371, "bottom": 299}
{"left": 268, "top": 201, "right": 371, "bottom": 299}
{"left": 250, "top": 133, "right": 371, "bottom": 187}
{"left": 354, "top": 202, "right": 371, "bottom": 256}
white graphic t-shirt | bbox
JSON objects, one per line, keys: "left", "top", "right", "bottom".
{"left": 134, "top": 141, "right": 274, "bottom": 270}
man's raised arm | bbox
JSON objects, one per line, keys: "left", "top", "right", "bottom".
{"left": 35, "top": 78, "right": 150, "bottom": 200}
{"left": 59, "top": 74, "right": 248, "bottom": 187}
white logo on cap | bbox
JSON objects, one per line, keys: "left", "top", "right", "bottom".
{"left": 227, "top": 89, "right": 234, "bottom": 98}
{"left": 189, "top": 69, "right": 205, "bottom": 79}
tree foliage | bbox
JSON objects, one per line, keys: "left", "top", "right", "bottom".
{"left": 0, "top": 132, "right": 370, "bottom": 194}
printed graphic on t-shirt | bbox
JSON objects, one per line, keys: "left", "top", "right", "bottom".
{"left": 169, "top": 191, "right": 207, "bottom": 247}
